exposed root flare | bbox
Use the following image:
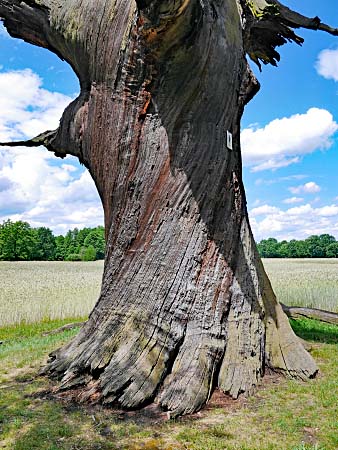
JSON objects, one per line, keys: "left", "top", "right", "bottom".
{"left": 43, "top": 297, "right": 317, "bottom": 416}
{"left": 218, "top": 307, "right": 264, "bottom": 399}
{"left": 158, "top": 332, "right": 225, "bottom": 417}
{"left": 42, "top": 235, "right": 318, "bottom": 416}
{"left": 42, "top": 217, "right": 318, "bottom": 417}
{"left": 264, "top": 302, "right": 318, "bottom": 380}
{"left": 98, "top": 333, "right": 175, "bottom": 409}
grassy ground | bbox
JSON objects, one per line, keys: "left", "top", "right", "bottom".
{"left": 263, "top": 259, "right": 338, "bottom": 313}
{"left": 0, "top": 318, "right": 337, "bottom": 450}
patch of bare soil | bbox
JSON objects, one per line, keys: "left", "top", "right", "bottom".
{"left": 30, "top": 370, "right": 284, "bottom": 425}
{"left": 303, "top": 426, "right": 320, "bottom": 446}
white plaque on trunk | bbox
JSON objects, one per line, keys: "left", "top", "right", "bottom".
{"left": 227, "top": 131, "right": 233, "bottom": 150}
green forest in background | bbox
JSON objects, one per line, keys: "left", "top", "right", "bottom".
{"left": 1, "top": 220, "right": 338, "bottom": 261}
{"left": 0, "top": 220, "right": 105, "bottom": 261}
{"left": 257, "top": 235, "right": 338, "bottom": 258}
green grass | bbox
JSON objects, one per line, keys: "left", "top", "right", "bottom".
{"left": 0, "top": 318, "right": 84, "bottom": 376}
{"left": 0, "top": 319, "right": 337, "bottom": 450}
{"left": 290, "top": 318, "right": 338, "bottom": 344}
{"left": 263, "top": 258, "right": 338, "bottom": 312}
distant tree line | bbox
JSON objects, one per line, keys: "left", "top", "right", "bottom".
{"left": 257, "top": 234, "right": 338, "bottom": 258}
{"left": 0, "top": 220, "right": 105, "bottom": 261}
{"left": 2, "top": 220, "right": 337, "bottom": 261}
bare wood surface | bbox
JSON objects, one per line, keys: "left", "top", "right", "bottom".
{"left": 281, "top": 304, "right": 338, "bottom": 326}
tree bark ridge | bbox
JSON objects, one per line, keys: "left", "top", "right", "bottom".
{"left": 2, "top": 0, "right": 336, "bottom": 416}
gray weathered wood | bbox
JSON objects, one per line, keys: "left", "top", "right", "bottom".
{"left": 1, "top": 0, "right": 336, "bottom": 416}
{"left": 281, "top": 303, "right": 338, "bottom": 326}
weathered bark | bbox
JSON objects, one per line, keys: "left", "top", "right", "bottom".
{"left": 281, "top": 304, "right": 338, "bottom": 326}
{"left": 1, "top": 0, "right": 336, "bottom": 416}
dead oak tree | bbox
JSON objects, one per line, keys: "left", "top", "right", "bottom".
{"left": 0, "top": 0, "right": 337, "bottom": 416}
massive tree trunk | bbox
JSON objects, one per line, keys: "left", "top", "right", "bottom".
{"left": 1, "top": 0, "right": 336, "bottom": 416}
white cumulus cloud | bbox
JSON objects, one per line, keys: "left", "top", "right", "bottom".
{"left": 249, "top": 203, "right": 338, "bottom": 242}
{"left": 289, "top": 181, "right": 321, "bottom": 195}
{"left": 316, "top": 48, "right": 338, "bottom": 82}
{"left": 241, "top": 108, "right": 338, "bottom": 172}
{"left": 282, "top": 197, "right": 304, "bottom": 204}
{"left": 316, "top": 205, "right": 338, "bottom": 217}
{"left": 250, "top": 205, "right": 280, "bottom": 217}
{"left": 0, "top": 69, "right": 71, "bottom": 141}
{"left": 0, "top": 69, "right": 103, "bottom": 234}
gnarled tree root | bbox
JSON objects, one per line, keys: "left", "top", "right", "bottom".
{"left": 41, "top": 220, "right": 318, "bottom": 417}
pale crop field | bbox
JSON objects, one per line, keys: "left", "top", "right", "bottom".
{"left": 1, "top": 259, "right": 337, "bottom": 326}
{"left": 263, "top": 258, "right": 338, "bottom": 313}
{"left": 0, "top": 261, "right": 103, "bottom": 326}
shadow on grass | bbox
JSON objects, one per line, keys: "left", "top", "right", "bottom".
{"left": 0, "top": 379, "right": 116, "bottom": 450}
{"left": 290, "top": 318, "right": 338, "bottom": 345}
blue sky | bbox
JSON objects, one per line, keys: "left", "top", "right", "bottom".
{"left": 242, "top": 0, "right": 338, "bottom": 240}
{"left": 0, "top": 0, "right": 337, "bottom": 239}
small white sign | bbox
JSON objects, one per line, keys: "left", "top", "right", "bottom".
{"left": 227, "top": 131, "right": 233, "bottom": 150}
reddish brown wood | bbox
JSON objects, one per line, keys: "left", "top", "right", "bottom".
{"left": 1, "top": 0, "right": 335, "bottom": 416}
